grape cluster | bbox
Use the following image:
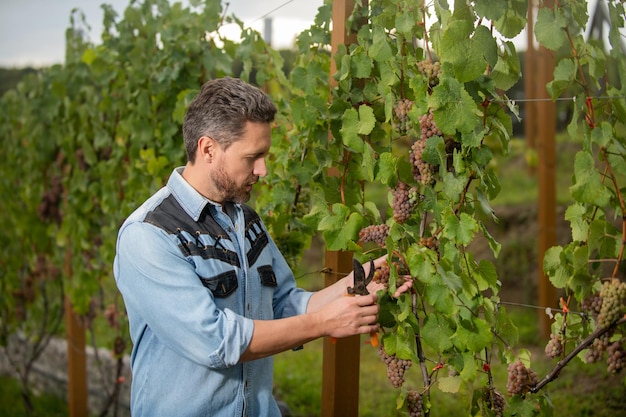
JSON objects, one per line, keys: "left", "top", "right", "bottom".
{"left": 597, "top": 278, "right": 626, "bottom": 329}
{"left": 409, "top": 111, "right": 441, "bottom": 185}
{"left": 581, "top": 292, "right": 603, "bottom": 316}
{"left": 358, "top": 224, "right": 389, "bottom": 247}
{"left": 393, "top": 98, "right": 413, "bottom": 135}
{"left": 419, "top": 236, "right": 437, "bottom": 249}
{"left": 585, "top": 333, "right": 610, "bottom": 363}
{"left": 544, "top": 332, "right": 564, "bottom": 359}
{"left": 607, "top": 340, "right": 625, "bottom": 374}
{"left": 378, "top": 346, "right": 412, "bottom": 388}
{"left": 406, "top": 389, "right": 423, "bottom": 417}
{"left": 506, "top": 360, "right": 538, "bottom": 396}
{"left": 416, "top": 59, "right": 442, "bottom": 88}
{"left": 483, "top": 387, "right": 505, "bottom": 417}
{"left": 410, "top": 139, "right": 434, "bottom": 185}
{"left": 374, "top": 260, "right": 391, "bottom": 285}
{"left": 392, "top": 181, "right": 418, "bottom": 223}
{"left": 419, "top": 111, "right": 442, "bottom": 139}
{"left": 37, "top": 174, "right": 63, "bottom": 224}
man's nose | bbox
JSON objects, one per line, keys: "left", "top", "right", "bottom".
{"left": 253, "top": 158, "right": 267, "bottom": 177}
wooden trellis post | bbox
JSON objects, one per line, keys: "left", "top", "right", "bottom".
{"left": 321, "top": 0, "right": 364, "bottom": 416}
{"left": 65, "top": 250, "right": 88, "bottom": 417}
{"left": 526, "top": 0, "right": 558, "bottom": 338}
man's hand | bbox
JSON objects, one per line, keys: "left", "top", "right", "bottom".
{"left": 354, "top": 255, "right": 413, "bottom": 298}
{"left": 319, "top": 293, "right": 380, "bottom": 339}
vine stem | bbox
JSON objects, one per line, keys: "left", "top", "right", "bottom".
{"left": 598, "top": 147, "right": 626, "bottom": 278}
{"left": 412, "top": 289, "right": 431, "bottom": 417}
{"left": 530, "top": 316, "right": 626, "bottom": 393}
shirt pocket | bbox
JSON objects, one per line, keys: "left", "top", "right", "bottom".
{"left": 199, "top": 270, "right": 238, "bottom": 298}
{"left": 257, "top": 265, "right": 277, "bottom": 287}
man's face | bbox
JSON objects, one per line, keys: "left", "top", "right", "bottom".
{"left": 210, "top": 121, "right": 271, "bottom": 204}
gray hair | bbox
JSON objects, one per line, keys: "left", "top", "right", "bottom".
{"left": 182, "top": 77, "right": 277, "bottom": 162}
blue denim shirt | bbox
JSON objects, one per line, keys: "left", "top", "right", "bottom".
{"left": 113, "top": 167, "right": 313, "bottom": 417}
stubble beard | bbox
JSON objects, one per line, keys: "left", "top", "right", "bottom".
{"left": 212, "top": 160, "right": 256, "bottom": 204}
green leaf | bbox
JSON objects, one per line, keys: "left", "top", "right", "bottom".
{"left": 339, "top": 108, "right": 364, "bottom": 152}
{"left": 442, "top": 211, "right": 478, "bottom": 245}
{"left": 473, "top": 0, "right": 504, "bottom": 21}
{"left": 425, "top": 281, "right": 457, "bottom": 314}
{"left": 369, "top": 26, "right": 393, "bottom": 62}
{"left": 493, "top": 0, "right": 528, "bottom": 38}
{"left": 429, "top": 76, "right": 480, "bottom": 134}
{"left": 407, "top": 246, "right": 437, "bottom": 283}
{"left": 535, "top": 6, "right": 567, "bottom": 51}
{"left": 454, "top": 317, "right": 492, "bottom": 352}
{"left": 569, "top": 151, "right": 611, "bottom": 206}
{"left": 564, "top": 203, "right": 588, "bottom": 242}
{"left": 440, "top": 22, "right": 496, "bottom": 82}
{"left": 351, "top": 50, "right": 373, "bottom": 78}
{"left": 438, "top": 376, "right": 462, "bottom": 393}
{"left": 547, "top": 58, "right": 576, "bottom": 99}
{"left": 491, "top": 40, "right": 521, "bottom": 91}
{"left": 442, "top": 172, "right": 467, "bottom": 203}
{"left": 376, "top": 152, "right": 398, "bottom": 186}
{"left": 358, "top": 104, "right": 376, "bottom": 135}
{"left": 543, "top": 246, "right": 572, "bottom": 288}
{"left": 590, "top": 121, "right": 614, "bottom": 148}
{"left": 422, "top": 314, "right": 454, "bottom": 352}
{"left": 474, "top": 260, "right": 498, "bottom": 291}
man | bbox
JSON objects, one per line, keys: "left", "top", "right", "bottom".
{"left": 114, "top": 77, "right": 408, "bottom": 416}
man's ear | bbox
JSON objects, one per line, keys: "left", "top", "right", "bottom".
{"left": 197, "top": 136, "right": 216, "bottom": 162}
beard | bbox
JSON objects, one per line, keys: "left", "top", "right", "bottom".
{"left": 211, "top": 160, "right": 257, "bottom": 204}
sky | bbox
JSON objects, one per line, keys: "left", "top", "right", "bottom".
{"left": 0, "top": 0, "right": 324, "bottom": 67}
{"left": 0, "top": 0, "right": 612, "bottom": 68}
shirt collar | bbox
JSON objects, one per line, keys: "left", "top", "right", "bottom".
{"left": 167, "top": 167, "right": 240, "bottom": 222}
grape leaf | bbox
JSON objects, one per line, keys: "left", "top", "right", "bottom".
{"left": 375, "top": 152, "right": 398, "bottom": 186}
{"left": 543, "top": 246, "right": 573, "bottom": 288}
{"left": 438, "top": 376, "right": 462, "bottom": 393}
{"left": 569, "top": 151, "right": 611, "bottom": 206}
{"left": 547, "top": 58, "right": 576, "bottom": 99}
{"left": 564, "top": 203, "right": 588, "bottom": 242}
{"left": 493, "top": 0, "right": 527, "bottom": 38}
{"left": 339, "top": 108, "right": 364, "bottom": 152}
{"left": 474, "top": 259, "right": 498, "bottom": 291}
{"left": 429, "top": 75, "right": 481, "bottom": 134}
{"left": 453, "top": 317, "right": 492, "bottom": 352}
{"left": 358, "top": 104, "right": 376, "bottom": 135}
{"left": 370, "top": 26, "right": 393, "bottom": 62}
{"left": 491, "top": 40, "right": 521, "bottom": 91}
{"left": 534, "top": 6, "right": 567, "bottom": 51}
{"left": 442, "top": 211, "right": 478, "bottom": 245}
{"left": 422, "top": 314, "right": 454, "bottom": 352}
{"left": 440, "top": 22, "right": 496, "bottom": 82}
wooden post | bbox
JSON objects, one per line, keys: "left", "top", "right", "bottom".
{"left": 321, "top": 251, "right": 360, "bottom": 417}
{"left": 524, "top": 0, "right": 536, "bottom": 156}
{"left": 321, "top": 0, "right": 363, "bottom": 416}
{"left": 535, "top": 0, "right": 558, "bottom": 338}
{"left": 64, "top": 250, "right": 88, "bottom": 417}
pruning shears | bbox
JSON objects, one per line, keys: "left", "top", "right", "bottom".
{"left": 346, "top": 258, "right": 379, "bottom": 348}
{"left": 347, "top": 258, "right": 374, "bottom": 296}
